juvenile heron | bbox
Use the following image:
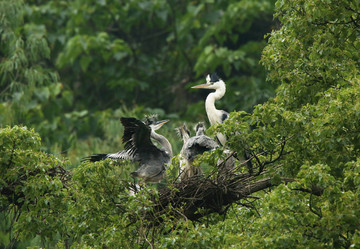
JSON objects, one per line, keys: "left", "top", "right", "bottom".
{"left": 191, "top": 73, "right": 228, "bottom": 146}
{"left": 83, "top": 116, "right": 172, "bottom": 183}
{"left": 178, "top": 122, "right": 219, "bottom": 181}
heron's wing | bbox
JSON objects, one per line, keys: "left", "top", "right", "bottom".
{"left": 81, "top": 150, "right": 135, "bottom": 162}
{"left": 184, "top": 135, "right": 219, "bottom": 160}
{"left": 120, "top": 117, "right": 160, "bottom": 158}
{"left": 107, "top": 150, "right": 135, "bottom": 160}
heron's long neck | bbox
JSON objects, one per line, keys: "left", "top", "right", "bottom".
{"left": 205, "top": 83, "right": 226, "bottom": 125}
{"left": 182, "top": 133, "right": 190, "bottom": 143}
{"left": 151, "top": 131, "right": 173, "bottom": 157}
{"left": 180, "top": 133, "right": 190, "bottom": 154}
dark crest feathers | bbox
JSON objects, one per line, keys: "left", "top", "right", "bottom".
{"left": 144, "top": 114, "right": 158, "bottom": 125}
{"left": 195, "top": 122, "right": 205, "bottom": 132}
{"left": 210, "top": 72, "right": 220, "bottom": 82}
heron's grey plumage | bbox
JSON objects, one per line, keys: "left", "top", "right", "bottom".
{"left": 121, "top": 117, "right": 172, "bottom": 183}
{"left": 178, "top": 123, "right": 219, "bottom": 181}
{"left": 184, "top": 122, "right": 218, "bottom": 161}
{"left": 83, "top": 150, "right": 137, "bottom": 162}
{"left": 195, "top": 122, "right": 205, "bottom": 136}
{"left": 83, "top": 116, "right": 172, "bottom": 183}
{"left": 191, "top": 74, "right": 253, "bottom": 171}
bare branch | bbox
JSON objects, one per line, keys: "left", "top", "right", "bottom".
{"left": 291, "top": 186, "right": 324, "bottom": 197}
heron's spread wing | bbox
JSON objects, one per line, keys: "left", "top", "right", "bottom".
{"left": 106, "top": 150, "right": 135, "bottom": 160}
{"left": 81, "top": 150, "right": 135, "bottom": 162}
{"left": 120, "top": 117, "right": 161, "bottom": 159}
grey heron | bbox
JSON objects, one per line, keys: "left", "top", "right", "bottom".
{"left": 192, "top": 73, "right": 253, "bottom": 172}
{"left": 83, "top": 116, "right": 173, "bottom": 183}
{"left": 178, "top": 122, "right": 219, "bottom": 181}
{"left": 191, "top": 73, "right": 229, "bottom": 146}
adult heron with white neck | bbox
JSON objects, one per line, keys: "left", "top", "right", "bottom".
{"left": 191, "top": 73, "right": 229, "bottom": 146}
{"left": 192, "top": 73, "right": 254, "bottom": 173}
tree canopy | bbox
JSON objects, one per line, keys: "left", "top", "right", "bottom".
{"left": 1, "top": 0, "right": 360, "bottom": 248}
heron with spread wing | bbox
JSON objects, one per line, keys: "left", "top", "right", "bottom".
{"left": 83, "top": 116, "right": 172, "bottom": 183}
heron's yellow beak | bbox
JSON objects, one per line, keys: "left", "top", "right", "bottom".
{"left": 157, "top": 120, "right": 169, "bottom": 126}
{"left": 152, "top": 119, "right": 169, "bottom": 131}
{"left": 191, "top": 84, "right": 211, "bottom": 89}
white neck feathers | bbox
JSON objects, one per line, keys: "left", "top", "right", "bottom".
{"left": 205, "top": 81, "right": 226, "bottom": 126}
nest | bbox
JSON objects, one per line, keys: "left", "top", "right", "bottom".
{"left": 147, "top": 162, "right": 295, "bottom": 222}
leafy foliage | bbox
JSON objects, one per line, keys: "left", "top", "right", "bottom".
{"left": 26, "top": 0, "right": 276, "bottom": 115}
{"left": 218, "top": 0, "right": 360, "bottom": 247}
{"left": 0, "top": 126, "right": 70, "bottom": 247}
{"left": 1, "top": 0, "right": 360, "bottom": 248}
{"left": 1, "top": 0, "right": 277, "bottom": 157}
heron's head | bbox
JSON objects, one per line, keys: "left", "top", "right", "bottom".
{"left": 176, "top": 124, "right": 190, "bottom": 141}
{"left": 191, "top": 73, "right": 225, "bottom": 90}
{"left": 195, "top": 122, "right": 206, "bottom": 136}
{"left": 150, "top": 119, "right": 169, "bottom": 131}
{"left": 144, "top": 115, "right": 169, "bottom": 131}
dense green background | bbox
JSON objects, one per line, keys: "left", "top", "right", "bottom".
{"left": 1, "top": 0, "right": 360, "bottom": 248}
{"left": 0, "top": 0, "right": 276, "bottom": 162}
